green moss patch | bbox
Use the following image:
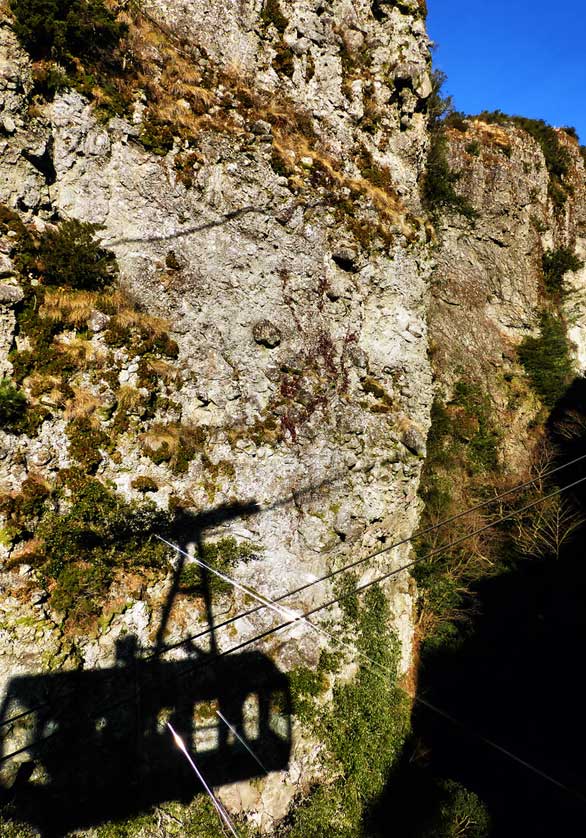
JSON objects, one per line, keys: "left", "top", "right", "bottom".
{"left": 282, "top": 586, "right": 411, "bottom": 837}
{"left": 0, "top": 378, "right": 27, "bottom": 429}
{"left": 179, "top": 536, "right": 259, "bottom": 597}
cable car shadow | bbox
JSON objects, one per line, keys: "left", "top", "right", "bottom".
{"left": 0, "top": 501, "right": 293, "bottom": 837}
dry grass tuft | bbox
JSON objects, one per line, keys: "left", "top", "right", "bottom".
{"left": 144, "top": 357, "right": 179, "bottom": 383}
{"left": 41, "top": 287, "right": 171, "bottom": 338}
{"left": 116, "top": 385, "right": 143, "bottom": 412}
{"left": 114, "top": 307, "right": 169, "bottom": 338}
{"left": 55, "top": 335, "right": 107, "bottom": 366}
{"left": 41, "top": 289, "right": 101, "bottom": 327}
{"left": 142, "top": 423, "right": 181, "bottom": 455}
{"left": 64, "top": 387, "right": 102, "bottom": 420}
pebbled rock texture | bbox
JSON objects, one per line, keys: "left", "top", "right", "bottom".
{"left": 0, "top": 2, "right": 433, "bottom": 828}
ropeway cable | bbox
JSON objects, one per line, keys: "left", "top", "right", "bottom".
{"left": 153, "top": 449, "right": 586, "bottom": 658}
{"left": 166, "top": 722, "right": 240, "bottom": 837}
{"left": 160, "top": 510, "right": 586, "bottom": 805}
{"left": 2, "top": 449, "right": 584, "bottom": 734}
{"left": 2, "top": 470, "right": 585, "bottom": 754}
{"left": 2, "top": 470, "right": 586, "bottom": 773}
{"left": 155, "top": 523, "right": 586, "bottom": 806}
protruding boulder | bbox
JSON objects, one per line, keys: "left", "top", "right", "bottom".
{"left": 253, "top": 319, "right": 282, "bottom": 348}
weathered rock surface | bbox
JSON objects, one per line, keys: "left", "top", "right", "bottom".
{"left": 431, "top": 120, "right": 586, "bottom": 469}
{"left": 2, "top": 0, "right": 586, "bottom": 831}
{"left": 0, "top": 2, "right": 433, "bottom": 829}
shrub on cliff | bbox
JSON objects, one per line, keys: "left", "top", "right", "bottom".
{"left": 0, "top": 379, "right": 27, "bottom": 429}
{"left": 20, "top": 219, "right": 118, "bottom": 291}
{"left": 542, "top": 247, "right": 584, "bottom": 295}
{"left": 424, "top": 71, "right": 477, "bottom": 222}
{"left": 423, "top": 130, "right": 478, "bottom": 221}
{"left": 518, "top": 312, "right": 573, "bottom": 407}
{"left": 9, "top": 0, "right": 126, "bottom": 61}
{"left": 19, "top": 472, "right": 169, "bottom": 623}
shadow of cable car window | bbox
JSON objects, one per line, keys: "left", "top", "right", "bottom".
{"left": 0, "top": 498, "right": 295, "bottom": 837}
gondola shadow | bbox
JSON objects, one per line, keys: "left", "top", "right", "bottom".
{"left": 0, "top": 501, "right": 292, "bottom": 837}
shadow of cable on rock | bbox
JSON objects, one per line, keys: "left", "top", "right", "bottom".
{"left": 0, "top": 500, "right": 293, "bottom": 837}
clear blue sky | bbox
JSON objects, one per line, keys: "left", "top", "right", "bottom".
{"left": 427, "top": 1, "right": 586, "bottom": 141}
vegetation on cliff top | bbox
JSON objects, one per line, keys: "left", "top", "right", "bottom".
{"left": 9, "top": 0, "right": 131, "bottom": 118}
{"left": 451, "top": 109, "right": 575, "bottom": 208}
{"left": 9, "top": 0, "right": 127, "bottom": 60}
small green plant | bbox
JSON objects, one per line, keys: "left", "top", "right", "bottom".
{"left": 179, "top": 536, "right": 259, "bottom": 596}
{"left": 139, "top": 113, "right": 175, "bottom": 156}
{"left": 444, "top": 111, "right": 468, "bottom": 132}
{"left": 261, "top": 0, "right": 288, "bottom": 32}
{"left": 0, "top": 475, "right": 51, "bottom": 543}
{"left": 131, "top": 475, "right": 158, "bottom": 493}
{"left": 0, "top": 378, "right": 27, "bottom": 429}
{"left": 542, "top": 247, "right": 584, "bottom": 295}
{"left": 143, "top": 424, "right": 206, "bottom": 475}
{"left": 518, "top": 311, "right": 573, "bottom": 407}
{"left": 165, "top": 250, "right": 180, "bottom": 271}
{"left": 0, "top": 204, "right": 29, "bottom": 239}
{"left": 419, "top": 779, "right": 491, "bottom": 837}
{"left": 66, "top": 417, "right": 110, "bottom": 473}
{"left": 7, "top": 471, "right": 170, "bottom": 624}
{"left": 272, "top": 42, "right": 295, "bottom": 78}
{"left": 465, "top": 140, "right": 481, "bottom": 157}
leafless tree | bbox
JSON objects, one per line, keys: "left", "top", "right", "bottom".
{"left": 514, "top": 494, "right": 585, "bottom": 560}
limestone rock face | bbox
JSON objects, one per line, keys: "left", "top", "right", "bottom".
{"left": 2, "top": 0, "right": 586, "bottom": 831}
{"left": 145, "top": 0, "right": 431, "bottom": 194}
{"left": 430, "top": 120, "right": 586, "bottom": 470}
{"left": 0, "top": 2, "right": 433, "bottom": 829}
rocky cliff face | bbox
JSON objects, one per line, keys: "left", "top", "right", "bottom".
{"left": 0, "top": 0, "right": 435, "bottom": 832}
{"left": 2, "top": 0, "right": 585, "bottom": 833}
{"left": 431, "top": 120, "right": 586, "bottom": 468}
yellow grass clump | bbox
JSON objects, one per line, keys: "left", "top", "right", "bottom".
{"left": 64, "top": 387, "right": 103, "bottom": 420}
{"left": 40, "top": 289, "right": 102, "bottom": 327}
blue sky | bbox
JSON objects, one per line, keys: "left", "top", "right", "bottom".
{"left": 427, "top": 1, "right": 586, "bottom": 142}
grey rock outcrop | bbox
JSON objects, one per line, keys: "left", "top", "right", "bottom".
{"left": 0, "top": 2, "right": 434, "bottom": 830}
{"left": 431, "top": 119, "right": 586, "bottom": 468}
